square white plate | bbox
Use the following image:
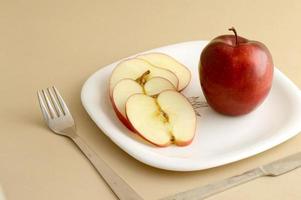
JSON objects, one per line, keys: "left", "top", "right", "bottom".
{"left": 81, "top": 41, "right": 301, "bottom": 171}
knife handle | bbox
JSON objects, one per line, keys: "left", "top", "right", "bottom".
{"left": 162, "top": 167, "right": 265, "bottom": 200}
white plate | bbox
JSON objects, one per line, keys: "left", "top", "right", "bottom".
{"left": 81, "top": 41, "right": 301, "bottom": 171}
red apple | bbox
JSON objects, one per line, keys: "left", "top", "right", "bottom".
{"left": 200, "top": 27, "right": 274, "bottom": 116}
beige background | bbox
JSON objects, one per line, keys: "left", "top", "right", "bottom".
{"left": 1, "top": 0, "right": 301, "bottom": 199}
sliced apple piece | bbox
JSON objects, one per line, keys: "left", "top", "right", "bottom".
{"left": 109, "top": 58, "right": 178, "bottom": 95}
{"left": 111, "top": 77, "right": 175, "bottom": 129}
{"left": 144, "top": 77, "right": 176, "bottom": 96}
{"left": 126, "top": 90, "right": 196, "bottom": 147}
{"left": 111, "top": 79, "right": 143, "bottom": 129}
{"left": 126, "top": 93, "right": 171, "bottom": 146}
{"left": 136, "top": 53, "right": 191, "bottom": 91}
{"left": 157, "top": 91, "right": 196, "bottom": 146}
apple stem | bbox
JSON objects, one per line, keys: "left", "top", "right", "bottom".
{"left": 228, "top": 27, "right": 238, "bottom": 45}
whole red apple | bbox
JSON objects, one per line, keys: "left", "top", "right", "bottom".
{"left": 200, "top": 27, "right": 274, "bottom": 116}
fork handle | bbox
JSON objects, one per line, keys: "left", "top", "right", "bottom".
{"left": 72, "top": 136, "right": 143, "bottom": 200}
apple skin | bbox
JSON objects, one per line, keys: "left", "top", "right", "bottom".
{"left": 200, "top": 33, "right": 274, "bottom": 116}
{"left": 174, "top": 138, "right": 193, "bottom": 147}
{"left": 109, "top": 94, "right": 136, "bottom": 131}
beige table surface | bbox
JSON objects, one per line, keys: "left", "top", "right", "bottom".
{"left": 1, "top": 0, "right": 301, "bottom": 199}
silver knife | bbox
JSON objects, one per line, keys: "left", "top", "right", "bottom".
{"left": 161, "top": 152, "right": 301, "bottom": 200}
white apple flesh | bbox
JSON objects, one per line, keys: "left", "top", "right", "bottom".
{"left": 111, "top": 79, "right": 143, "bottom": 129}
{"left": 144, "top": 77, "right": 176, "bottom": 96}
{"left": 126, "top": 90, "right": 196, "bottom": 147}
{"left": 137, "top": 53, "right": 191, "bottom": 91}
{"left": 109, "top": 58, "right": 179, "bottom": 95}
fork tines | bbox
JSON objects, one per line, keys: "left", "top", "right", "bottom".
{"left": 37, "top": 86, "right": 70, "bottom": 120}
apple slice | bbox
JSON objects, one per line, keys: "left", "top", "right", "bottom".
{"left": 111, "top": 79, "right": 143, "bottom": 129}
{"left": 144, "top": 77, "right": 176, "bottom": 96}
{"left": 109, "top": 58, "right": 178, "bottom": 95}
{"left": 136, "top": 53, "right": 191, "bottom": 91}
{"left": 111, "top": 77, "right": 176, "bottom": 130}
{"left": 126, "top": 90, "right": 196, "bottom": 147}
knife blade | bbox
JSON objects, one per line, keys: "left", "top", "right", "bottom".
{"left": 162, "top": 152, "right": 301, "bottom": 200}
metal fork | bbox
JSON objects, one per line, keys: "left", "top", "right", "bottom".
{"left": 37, "top": 86, "right": 143, "bottom": 200}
